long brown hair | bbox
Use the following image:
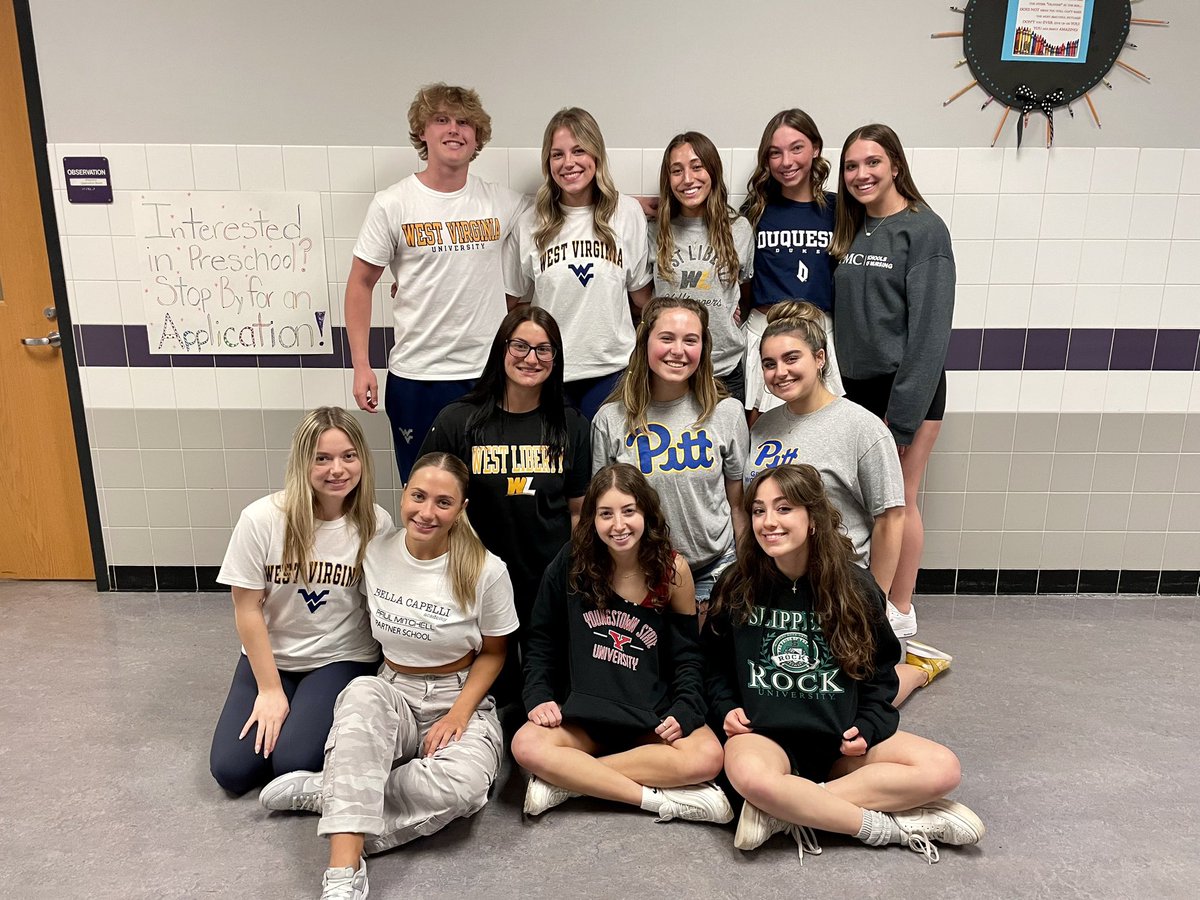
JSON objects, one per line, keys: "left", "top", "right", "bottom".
{"left": 709, "top": 464, "right": 878, "bottom": 679}
{"left": 606, "top": 296, "right": 727, "bottom": 435}
{"left": 655, "top": 132, "right": 741, "bottom": 288}
{"left": 533, "top": 108, "right": 619, "bottom": 256}
{"left": 741, "top": 109, "right": 830, "bottom": 227}
{"left": 830, "top": 123, "right": 926, "bottom": 261}
{"left": 568, "top": 464, "right": 676, "bottom": 611}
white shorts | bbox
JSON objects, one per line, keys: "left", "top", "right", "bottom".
{"left": 743, "top": 307, "right": 845, "bottom": 412}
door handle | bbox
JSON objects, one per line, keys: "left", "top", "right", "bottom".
{"left": 21, "top": 330, "right": 62, "bottom": 348}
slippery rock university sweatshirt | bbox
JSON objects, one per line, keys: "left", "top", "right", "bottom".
{"left": 704, "top": 565, "right": 900, "bottom": 755}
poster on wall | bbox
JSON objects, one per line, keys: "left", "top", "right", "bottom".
{"left": 133, "top": 192, "right": 330, "bottom": 355}
{"left": 1002, "top": 0, "right": 1095, "bottom": 63}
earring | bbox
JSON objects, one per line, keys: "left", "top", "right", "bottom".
{"left": 808, "top": 526, "right": 815, "bottom": 535}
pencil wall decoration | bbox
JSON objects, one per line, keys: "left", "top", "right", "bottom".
{"left": 934, "top": 1, "right": 1168, "bottom": 147}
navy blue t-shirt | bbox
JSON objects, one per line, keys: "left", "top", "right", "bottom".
{"left": 751, "top": 193, "right": 836, "bottom": 312}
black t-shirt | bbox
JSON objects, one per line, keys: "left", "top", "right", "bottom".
{"left": 420, "top": 400, "right": 591, "bottom": 607}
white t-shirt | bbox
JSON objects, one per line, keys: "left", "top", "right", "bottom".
{"left": 218, "top": 493, "right": 391, "bottom": 671}
{"left": 353, "top": 173, "right": 527, "bottom": 380}
{"left": 362, "top": 528, "right": 519, "bottom": 667}
{"left": 648, "top": 215, "right": 754, "bottom": 376}
{"left": 505, "top": 194, "right": 652, "bottom": 381}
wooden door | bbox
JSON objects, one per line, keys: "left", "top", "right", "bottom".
{"left": 0, "top": 1, "right": 95, "bottom": 579}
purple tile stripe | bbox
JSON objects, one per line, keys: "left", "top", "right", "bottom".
{"left": 946, "top": 328, "right": 982, "bottom": 370}
{"left": 1153, "top": 330, "right": 1200, "bottom": 371}
{"left": 1024, "top": 328, "right": 1070, "bottom": 370}
{"left": 1066, "top": 329, "right": 1114, "bottom": 370}
{"left": 76, "top": 326, "right": 1200, "bottom": 372}
{"left": 981, "top": 328, "right": 1027, "bottom": 370}
{"left": 1110, "top": 328, "right": 1156, "bottom": 370}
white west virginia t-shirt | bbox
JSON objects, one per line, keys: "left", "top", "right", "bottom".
{"left": 362, "top": 528, "right": 519, "bottom": 667}
{"left": 353, "top": 173, "right": 527, "bottom": 380}
{"left": 505, "top": 194, "right": 651, "bottom": 381}
{"left": 218, "top": 493, "right": 391, "bottom": 671}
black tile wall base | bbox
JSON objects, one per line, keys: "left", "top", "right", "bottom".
{"left": 1159, "top": 571, "right": 1200, "bottom": 595}
{"left": 998, "top": 570, "right": 1038, "bottom": 593}
{"left": 1118, "top": 570, "right": 1162, "bottom": 594}
{"left": 103, "top": 565, "right": 1200, "bottom": 597}
{"left": 197, "top": 567, "right": 224, "bottom": 592}
{"left": 1078, "top": 569, "right": 1120, "bottom": 593}
{"left": 156, "top": 566, "right": 197, "bottom": 591}
{"left": 956, "top": 569, "right": 999, "bottom": 594}
{"left": 112, "top": 566, "right": 156, "bottom": 591}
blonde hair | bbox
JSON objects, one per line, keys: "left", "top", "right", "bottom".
{"left": 655, "top": 131, "right": 742, "bottom": 289}
{"left": 407, "top": 83, "right": 493, "bottom": 161}
{"left": 533, "top": 108, "right": 620, "bottom": 256}
{"left": 282, "top": 407, "right": 377, "bottom": 585}
{"left": 741, "top": 109, "right": 830, "bottom": 227}
{"left": 408, "top": 452, "right": 487, "bottom": 613}
{"left": 607, "top": 296, "right": 727, "bottom": 435}
{"left": 761, "top": 301, "right": 829, "bottom": 384}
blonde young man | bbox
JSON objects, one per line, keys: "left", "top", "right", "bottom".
{"left": 345, "top": 83, "right": 527, "bottom": 479}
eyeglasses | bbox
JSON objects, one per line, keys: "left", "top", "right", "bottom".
{"left": 505, "top": 339, "right": 557, "bottom": 362}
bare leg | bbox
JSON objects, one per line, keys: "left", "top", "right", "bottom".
{"left": 328, "top": 833, "right": 364, "bottom": 869}
{"left": 824, "top": 731, "right": 961, "bottom": 812}
{"left": 596, "top": 726, "right": 723, "bottom": 787}
{"left": 892, "top": 419, "right": 941, "bottom": 614}
{"left": 511, "top": 721, "right": 643, "bottom": 806}
{"left": 724, "top": 734, "right": 864, "bottom": 835}
{"left": 893, "top": 662, "right": 930, "bottom": 707}
{"left": 513, "top": 722, "right": 724, "bottom": 804}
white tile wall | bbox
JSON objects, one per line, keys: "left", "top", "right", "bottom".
{"left": 49, "top": 142, "right": 1200, "bottom": 574}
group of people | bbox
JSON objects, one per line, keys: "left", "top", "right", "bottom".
{"left": 207, "top": 83, "right": 975, "bottom": 899}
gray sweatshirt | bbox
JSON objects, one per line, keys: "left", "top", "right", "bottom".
{"left": 833, "top": 205, "right": 955, "bottom": 445}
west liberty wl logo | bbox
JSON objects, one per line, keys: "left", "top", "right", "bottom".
{"left": 506, "top": 476, "right": 536, "bottom": 496}
{"left": 568, "top": 263, "right": 595, "bottom": 286}
{"left": 299, "top": 588, "right": 330, "bottom": 613}
{"left": 608, "top": 630, "right": 633, "bottom": 651}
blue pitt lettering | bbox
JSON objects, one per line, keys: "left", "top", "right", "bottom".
{"left": 626, "top": 423, "right": 714, "bottom": 473}
{"left": 752, "top": 440, "right": 799, "bottom": 469}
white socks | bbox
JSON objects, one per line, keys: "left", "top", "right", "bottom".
{"left": 640, "top": 786, "right": 662, "bottom": 813}
{"left": 857, "top": 808, "right": 898, "bottom": 846}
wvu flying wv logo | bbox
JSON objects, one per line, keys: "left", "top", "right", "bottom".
{"left": 568, "top": 263, "right": 595, "bottom": 286}
{"left": 298, "top": 588, "right": 331, "bottom": 613}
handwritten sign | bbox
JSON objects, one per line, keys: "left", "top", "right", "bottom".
{"left": 134, "top": 192, "right": 331, "bottom": 355}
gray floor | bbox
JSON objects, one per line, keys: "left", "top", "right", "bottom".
{"left": 1, "top": 582, "right": 1196, "bottom": 900}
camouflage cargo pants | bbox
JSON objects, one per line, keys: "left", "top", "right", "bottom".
{"left": 316, "top": 667, "right": 502, "bottom": 854}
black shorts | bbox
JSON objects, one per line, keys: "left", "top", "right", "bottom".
{"left": 772, "top": 732, "right": 842, "bottom": 783}
{"left": 842, "top": 370, "right": 947, "bottom": 423}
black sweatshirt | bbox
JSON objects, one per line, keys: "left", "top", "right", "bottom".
{"left": 703, "top": 565, "right": 900, "bottom": 753}
{"left": 522, "top": 544, "right": 707, "bottom": 736}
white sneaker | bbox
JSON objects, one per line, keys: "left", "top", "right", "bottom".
{"left": 890, "top": 799, "right": 986, "bottom": 864}
{"left": 320, "top": 860, "right": 368, "bottom": 900}
{"left": 523, "top": 775, "right": 579, "bottom": 816}
{"left": 259, "top": 770, "right": 322, "bottom": 814}
{"left": 734, "top": 802, "right": 822, "bottom": 862}
{"left": 654, "top": 782, "right": 734, "bottom": 824}
{"left": 886, "top": 600, "right": 918, "bottom": 638}
{"left": 733, "top": 801, "right": 786, "bottom": 850}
